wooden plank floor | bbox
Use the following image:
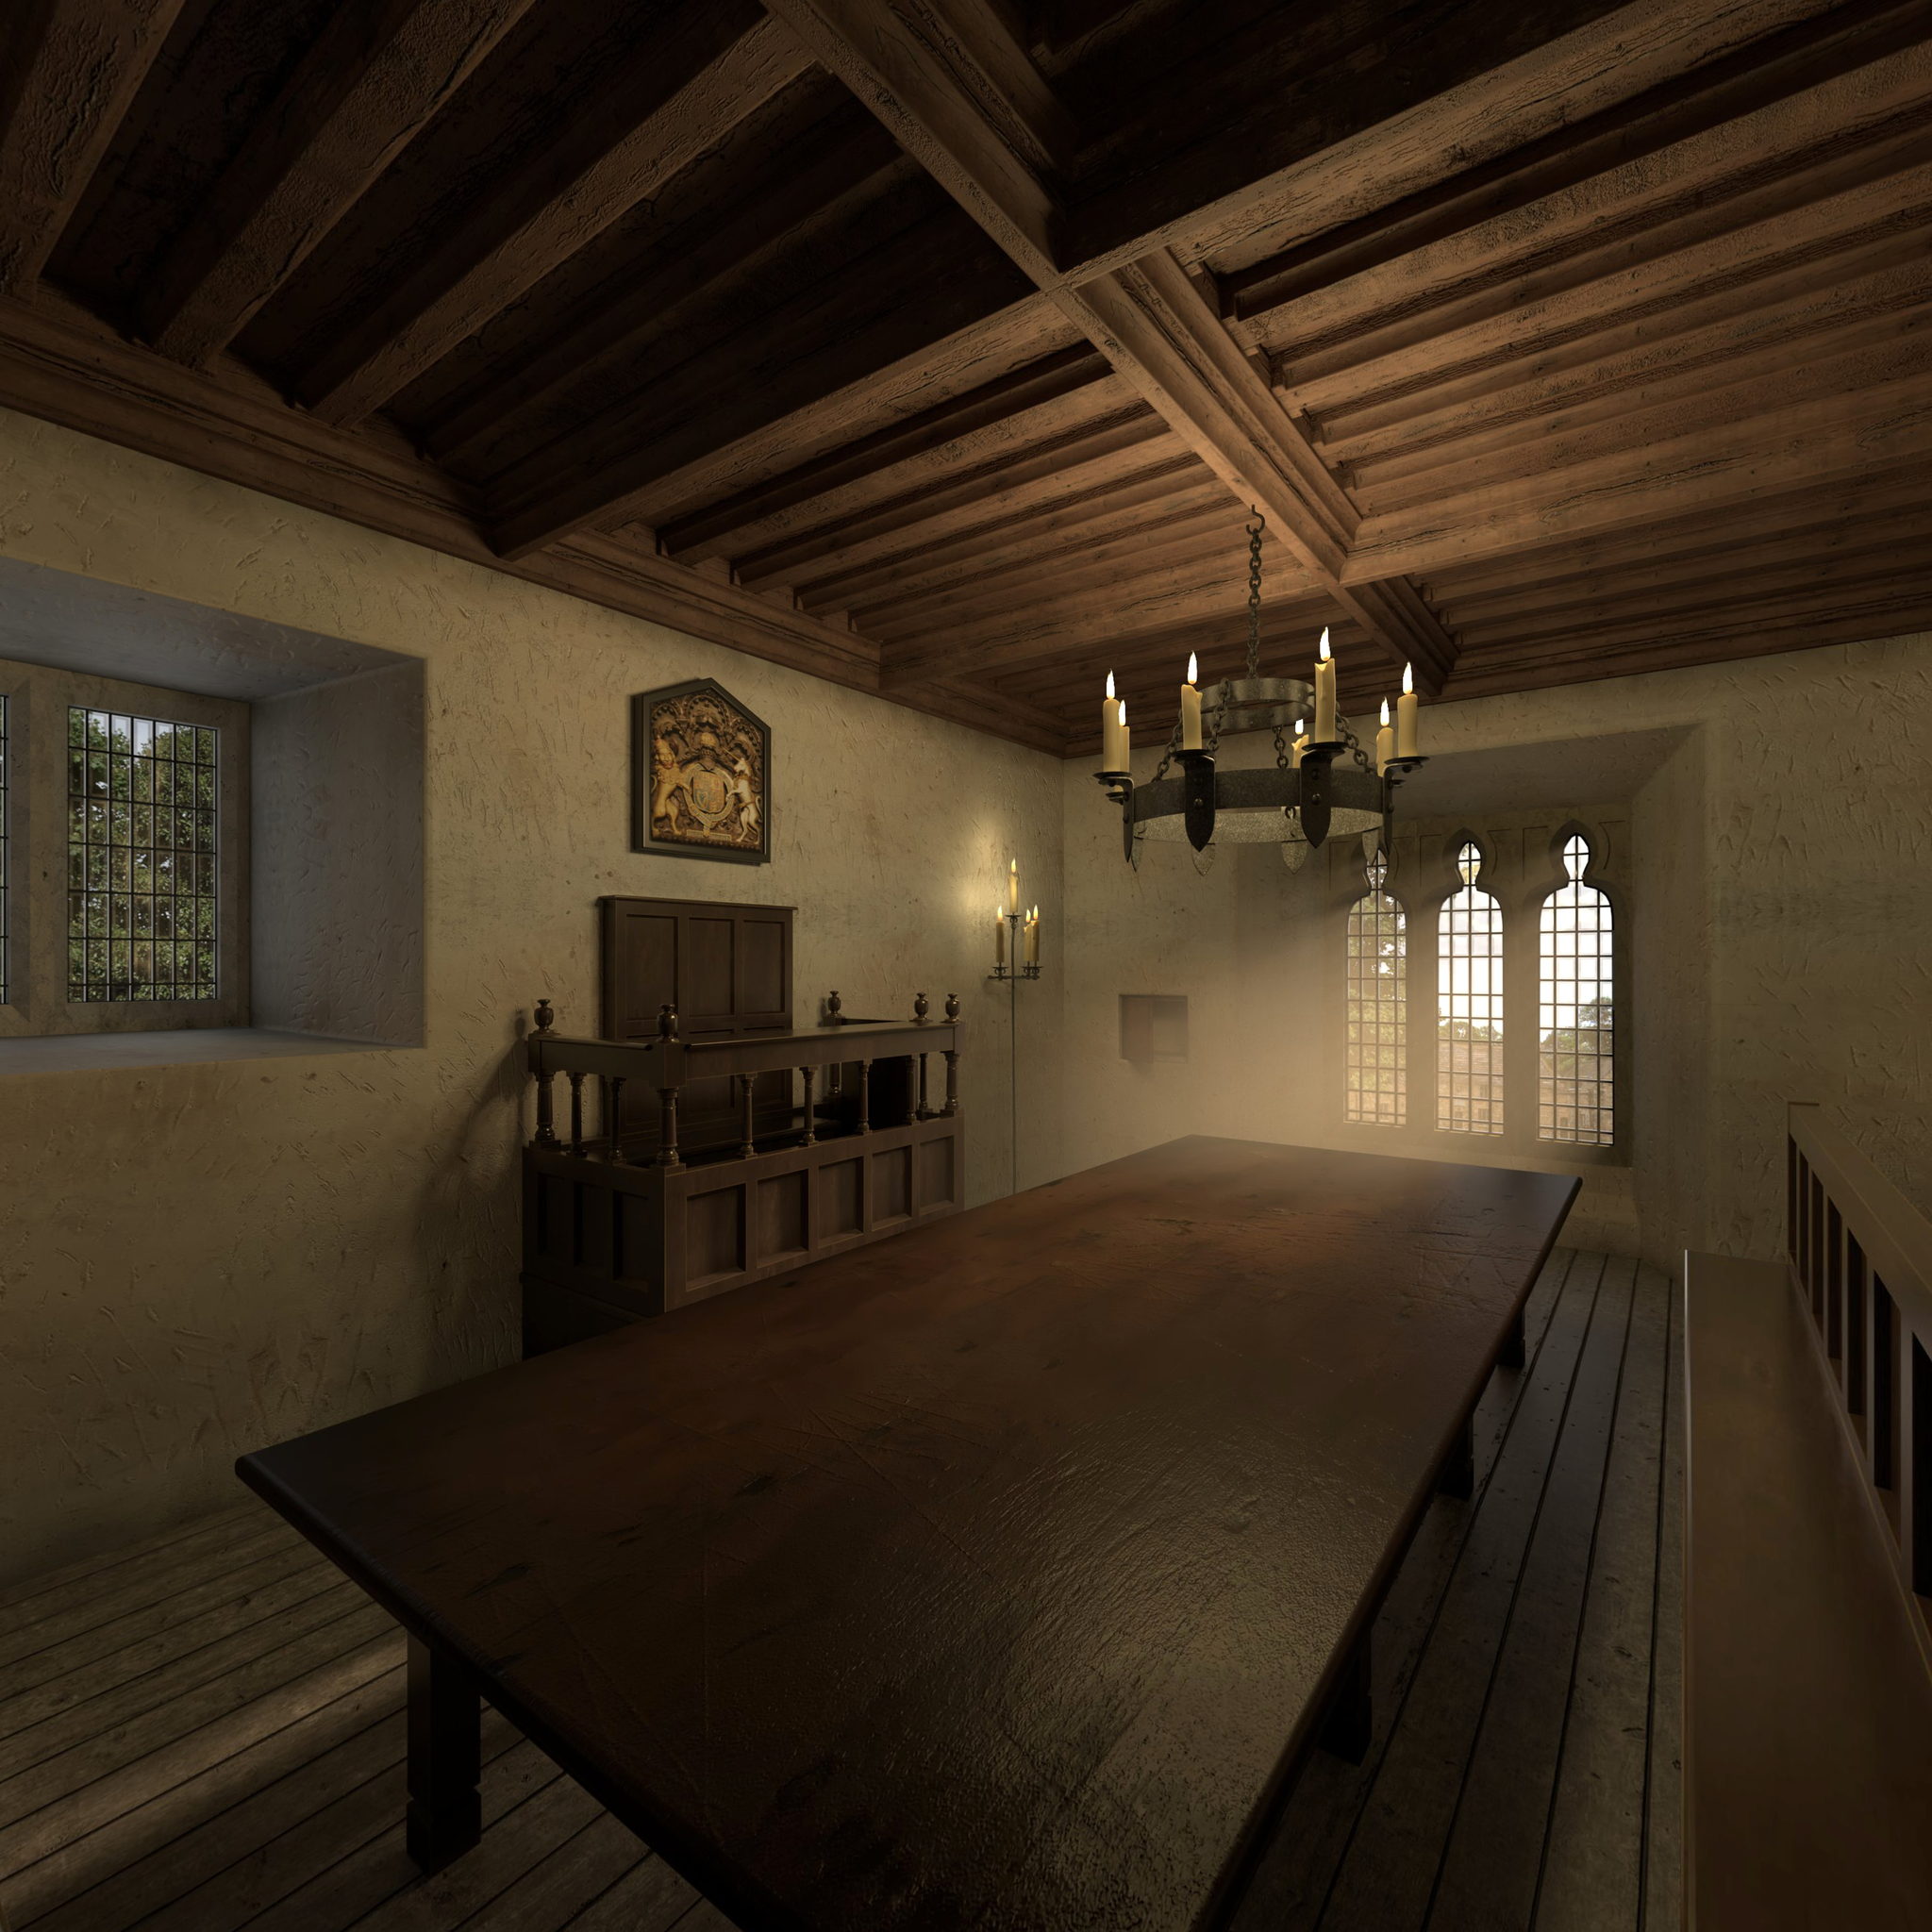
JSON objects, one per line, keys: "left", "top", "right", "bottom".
{"left": 0, "top": 1248, "right": 1678, "bottom": 1932}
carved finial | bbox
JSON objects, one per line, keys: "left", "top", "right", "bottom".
{"left": 534, "top": 998, "right": 555, "bottom": 1034}
{"left": 913, "top": 991, "right": 929, "bottom": 1023}
{"left": 825, "top": 990, "right": 844, "bottom": 1026}
{"left": 944, "top": 992, "right": 960, "bottom": 1022}
{"left": 657, "top": 1003, "right": 679, "bottom": 1041}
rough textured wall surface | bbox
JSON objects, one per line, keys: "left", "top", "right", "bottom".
{"left": 1060, "top": 637, "right": 1932, "bottom": 1272}
{"left": 0, "top": 409, "right": 1063, "bottom": 1586}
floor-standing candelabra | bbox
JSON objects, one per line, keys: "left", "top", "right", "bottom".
{"left": 989, "top": 890, "right": 1041, "bottom": 1196}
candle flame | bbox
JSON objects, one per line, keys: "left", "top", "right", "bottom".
{"left": 1186, "top": 651, "right": 1198, "bottom": 684}
{"left": 1318, "top": 628, "right": 1331, "bottom": 663}
{"left": 1380, "top": 697, "right": 1391, "bottom": 726}
{"left": 1403, "top": 660, "right": 1414, "bottom": 695}
{"left": 1294, "top": 716, "right": 1305, "bottom": 734}
{"left": 1106, "top": 670, "right": 1115, "bottom": 699}
{"left": 1118, "top": 699, "right": 1127, "bottom": 727}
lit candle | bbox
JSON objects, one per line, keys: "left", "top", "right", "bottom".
{"left": 1375, "top": 697, "right": 1394, "bottom": 776}
{"left": 1102, "top": 671, "right": 1129, "bottom": 770}
{"left": 1024, "top": 907, "right": 1040, "bottom": 967}
{"left": 993, "top": 903, "right": 1006, "bottom": 969}
{"left": 1313, "top": 629, "right": 1337, "bottom": 742}
{"left": 1291, "top": 715, "right": 1307, "bottom": 768}
{"left": 1395, "top": 660, "right": 1420, "bottom": 758}
{"left": 1180, "top": 652, "right": 1203, "bottom": 751}
{"left": 1007, "top": 858, "right": 1020, "bottom": 915}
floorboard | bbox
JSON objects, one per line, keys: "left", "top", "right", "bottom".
{"left": 0, "top": 1249, "right": 1680, "bottom": 1932}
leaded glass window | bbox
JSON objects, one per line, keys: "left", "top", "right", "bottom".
{"left": 1438, "top": 840, "right": 1504, "bottom": 1134}
{"left": 67, "top": 707, "right": 218, "bottom": 1003}
{"left": 1345, "top": 851, "right": 1406, "bottom": 1124}
{"left": 1540, "top": 833, "right": 1614, "bottom": 1144}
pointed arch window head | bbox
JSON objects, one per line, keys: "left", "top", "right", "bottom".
{"left": 1346, "top": 847, "right": 1406, "bottom": 1124}
{"left": 1438, "top": 839, "right": 1504, "bottom": 1134}
{"left": 1540, "top": 833, "right": 1614, "bottom": 1145}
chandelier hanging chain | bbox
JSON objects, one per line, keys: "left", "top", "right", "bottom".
{"left": 1244, "top": 511, "right": 1264, "bottom": 682}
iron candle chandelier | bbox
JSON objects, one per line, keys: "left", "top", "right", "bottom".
{"left": 1093, "top": 514, "right": 1427, "bottom": 872}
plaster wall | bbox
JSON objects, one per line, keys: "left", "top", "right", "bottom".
{"left": 1059, "top": 636, "right": 1932, "bottom": 1271}
{"left": 0, "top": 409, "right": 1064, "bottom": 1586}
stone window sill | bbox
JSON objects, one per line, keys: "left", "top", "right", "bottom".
{"left": 0, "top": 1027, "right": 414, "bottom": 1076}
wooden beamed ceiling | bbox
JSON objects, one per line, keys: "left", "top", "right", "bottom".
{"left": 1, "top": 0, "right": 1928, "bottom": 758}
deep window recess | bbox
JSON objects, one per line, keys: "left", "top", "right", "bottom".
{"left": 1437, "top": 840, "right": 1505, "bottom": 1135}
{"left": 68, "top": 708, "right": 219, "bottom": 1003}
{"left": 1120, "top": 993, "right": 1189, "bottom": 1062}
{"left": 1345, "top": 851, "right": 1406, "bottom": 1125}
{"left": 1538, "top": 833, "right": 1613, "bottom": 1145}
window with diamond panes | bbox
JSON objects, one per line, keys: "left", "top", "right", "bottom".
{"left": 1438, "top": 840, "right": 1505, "bottom": 1134}
{"left": 1540, "top": 833, "right": 1614, "bottom": 1145}
{"left": 68, "top": 707, "right": 218, "bottom": 1003}
{"left": 1345, "top": 851, "right": 1406, "bottom": 1124}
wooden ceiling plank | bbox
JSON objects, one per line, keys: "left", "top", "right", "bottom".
{"left": 1333, "top": 246, "right": 1932, "bottom": 485}
{"left": 776, "top": 466, "right": 1227, "bottom": 608}
{"left": 1219, "top": 0, "right": 1932, "bottom": 328}
{"left": 0, "top": 0, "right": 188, "bottom": 292}
{"left": 298, "top": 12, "right": 814, "bottom": 426}
{"left": 1272, "top": 121, "right": 1932, "bottom": 411}
{"left": 1354, "top": 304, "right": 1932, "bottom": 515}
{"left": 1346, "top": 365, "right": 1932, "bottom": 581}
{"left": 734, "top": 430, "right": 1190, "bottom": 593}
{"left": 658, "top": 344, "right": 1115, "bottom": 561}
{"left": 141, "top": 0, "right": 541, "bottom": 367}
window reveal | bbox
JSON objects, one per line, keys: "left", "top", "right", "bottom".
{"left": 1438, "top": 840, "right": 1505, "bottom": 1135}
{"left": 1539, "top": 833, "right": 1614, "bottom": 1145}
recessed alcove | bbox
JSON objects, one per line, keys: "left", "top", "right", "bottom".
{"left": 0, "top": 555, "right": 424, "bottom": 1073}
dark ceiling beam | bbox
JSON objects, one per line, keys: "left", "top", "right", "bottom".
{"left": 770, "top": 0, "right": 1458, "bottom": 691}
{"left": 1344, "top": 363, "right": 1932, "bottom": 581}
{"left": 1220, "top": 0, "right": 1932, "bottom": 328}
{"left": 0, "top": 0, "right": 187, "bottom": 292}
{"left": 299, "top": 12, "right": 814, "bottom": 427}
{"left": 140, "top": 0, "right": 540, "bottom": 368}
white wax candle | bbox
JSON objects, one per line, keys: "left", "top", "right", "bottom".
{"left": 1375, "top": 697, "right": 1394, "bottom": 776}
{"left": 1102, "top": 672, "right": 1129, "bottom": 769}
{"left": 1395, "top": 660, "right": 1420, "bottom": 758}
{"left": 1313, "top": 629, "right": 1337, "bottom": 741}
{"left": 1291, "top": 716, "right": 1307, "bottom": 768}
{"left": 1024, "top": 908, "right": 1039, "bottom": 966}
{"left": 1180, "top": 652, "right": 1203, "bottom": 751}
{"left": 994, "top": 904, "right": 1006, "bottom": 968}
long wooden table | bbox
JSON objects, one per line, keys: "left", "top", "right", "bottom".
{"left": 238, "top": 1136, "right": 1576, "bottom": 1931}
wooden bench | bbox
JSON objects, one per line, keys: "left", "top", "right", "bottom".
{"left": 1683, "top": 1104, "right": 1932, "bottom": 1931}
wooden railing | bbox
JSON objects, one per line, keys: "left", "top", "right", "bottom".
{"left": 525, "top": 1004, "right": 960, "bottom": 1171}
{"left": 1787, "top": 1101, "right": 1932, "bottom": 1636}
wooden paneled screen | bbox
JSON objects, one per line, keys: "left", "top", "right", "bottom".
{"left": 1345, "top": 851, "right": 1406, "bottom": 1124}
{"left": 67, "top": 708, "right": 218, "bottom": 1003}
{"left": 1539, "top": 834, "right": 1614, "bottom": 1145}
{"left": 1438, "top": 841, "right": 1504, "bottom": 1134}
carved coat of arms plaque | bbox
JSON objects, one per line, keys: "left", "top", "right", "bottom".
{"left": 631, "top": 679, "right": 771, "bottom": 864}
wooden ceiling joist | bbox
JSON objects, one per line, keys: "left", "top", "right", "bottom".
{"left": 0, "top": 0, "right": 186, "bottom": 291}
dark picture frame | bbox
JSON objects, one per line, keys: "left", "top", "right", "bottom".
{"left": 631, "top": 678, "right": 771, "bottom": 865}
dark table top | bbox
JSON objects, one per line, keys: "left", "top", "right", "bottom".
{"left": 238, "top": 1135, "right": 1576, "bottom": 1932}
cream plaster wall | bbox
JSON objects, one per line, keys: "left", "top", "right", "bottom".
{"left": 1058, "top": 635, "right": 1932, "bottom": 1272}
{"left": 0, "top": 408, "right": 1064, "bottom": 1586}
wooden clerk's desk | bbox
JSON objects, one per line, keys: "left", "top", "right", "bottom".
{"left": 239, "top": 1137, "right": 1575, "bottom": 1932}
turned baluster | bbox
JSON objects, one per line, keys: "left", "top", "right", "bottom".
{"left": 857, "top": 1058, "right": 874, "bottom": 1134}
{"left": 800, "top": 1064, "right": 817, "bottom": 1145}
{"left": 567, "top": 1071, "right": 585, "bottom": 1154}
{"left": 916, "top": 1053, "right": 930, "bottom": 1120}
{"left": 739, "top": 1074, "right": 757, "bottom": 1159}
{"left": 943, "top": 992, "right": 961, "bottom": 1115}
{"left": 532, "top": 998, "right": 558, "bottom": 1145}
{"left": 658, "top": 1086, "right": 683, "bottom": 1170}
{"left": 607, "top": 1077, "right": 626, "bottom": 1161}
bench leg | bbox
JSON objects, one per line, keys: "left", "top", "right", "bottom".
{"left": 1319, "top": 1628, "right": 1373, "bottom": 1764}
{"left": 1438, "top": 1415, "right": 1475, "bottom": 1500}
{"left": 407, "top": 1634, "right": 481, "bottom": 1874}
{"left": 1500, "top": 1305, "right": 1527, "bottom": 1370}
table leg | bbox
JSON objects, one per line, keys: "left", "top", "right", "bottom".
{"left": 1500, "top": 1304, "right": 1527, "bottom": 1370}
{"left": 406, "top": 1634, "right": 481, "bottom": 1873}
{"left": 1438, "top": 1415, "right": 1475, "bottom": 1500}
{"left": 1319, "top": 1627, "right": 1372, "bottom": 1764}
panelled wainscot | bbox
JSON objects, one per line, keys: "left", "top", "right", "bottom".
{"left": 521, "top": 896, "right": 965, "bottom": 1353}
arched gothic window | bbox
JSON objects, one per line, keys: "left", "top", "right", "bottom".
{"left": 1438, "top": 841, "right": 1504, "bottom": 1134}
{"left": 1539, "top": 833, "right": 1614, "bottom": 1145}
{"left": 1345, "top": 851, "right": 1406, "bottom": 1124}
